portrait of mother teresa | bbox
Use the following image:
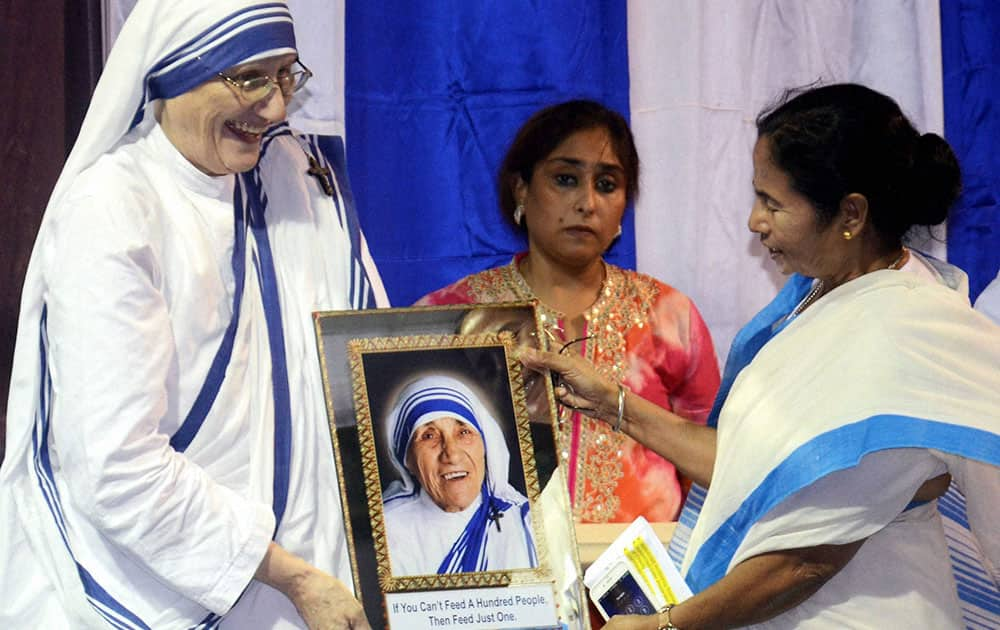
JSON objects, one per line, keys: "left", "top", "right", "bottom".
{"left": 382, "top": 375, "right": 538, "bottom": 576}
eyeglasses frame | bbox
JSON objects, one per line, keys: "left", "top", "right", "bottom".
{"left": 550, "top": 335, "right": 595, "bottom": 411}
{"left": 215, "top": 58, "right": 313, "bottom": 103}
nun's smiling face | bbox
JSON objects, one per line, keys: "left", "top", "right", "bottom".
{"left": 406, "top": 416, "right": 486, "bottom": 512}
{"left": 158, "top": 53, "right": 297, "bottom": 176}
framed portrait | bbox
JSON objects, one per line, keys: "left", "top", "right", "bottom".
{"left": 314, "top": 304, "right": 588, "bottom": 630}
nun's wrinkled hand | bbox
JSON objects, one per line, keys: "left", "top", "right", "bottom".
{"left": 255, "top": 542, "right": 370, "bottom": 630}
{"left": 289, "top": 571, "right": 370, "bottom": 630}
{"left": 517, "top": 347, "right": 619, "bottom": 422}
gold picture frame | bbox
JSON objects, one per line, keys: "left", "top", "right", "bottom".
{"left": 314, "top": 304, "right": 588, "bottom": 630}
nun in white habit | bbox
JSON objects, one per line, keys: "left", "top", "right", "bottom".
{"left": 0, "top": 1, "right": 384, "bottom": 628}
{"left": 382, "top": 375, "right": 538, "bottom": 576}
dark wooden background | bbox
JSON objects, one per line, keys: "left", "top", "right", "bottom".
{"left": 1, "top": 0, "right": 102, "bottom": 464}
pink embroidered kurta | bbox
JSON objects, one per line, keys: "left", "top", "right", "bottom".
{"left": 417, "top": 256, "right": 720, "bottom": 523}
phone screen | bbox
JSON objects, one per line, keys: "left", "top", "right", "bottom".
{"left": 597, "top": 571, "right": 656, "bottom": 617}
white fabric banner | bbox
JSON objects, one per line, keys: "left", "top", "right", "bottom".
{"left": 627, "top": 0, "right": 944, "bottom": 363}
{"left": 282, "top": 0, "right": 346, "bottom": 135}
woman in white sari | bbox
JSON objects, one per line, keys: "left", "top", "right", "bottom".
{"left": 522, "top": 83, "right": 999, "bottom": 628}
{"left": 0, "top": 1, "right": 383, "bottom": 627}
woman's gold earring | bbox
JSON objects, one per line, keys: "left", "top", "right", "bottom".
{"left": 513, "top": 203, "right": 525, "bottom": 226}
{"left": 842, "top": 231, "right": 853, "bottom": 240}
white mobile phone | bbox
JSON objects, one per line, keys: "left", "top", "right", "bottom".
{"left": 589, "top": 563, "right": 657, "bottom": 620}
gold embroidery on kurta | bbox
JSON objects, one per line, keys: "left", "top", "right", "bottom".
{"left": 465, "top": 259, "right": 660, "bottom": 522}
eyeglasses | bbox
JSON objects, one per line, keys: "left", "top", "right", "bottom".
{"left": 216, "top": 59, "right": 313, "bottom": 103}
{"left": 557, "top": 335, "right": 593, "bottom": 356}
{"left": 551, "top": 336, "right": 594, "bottom": 405}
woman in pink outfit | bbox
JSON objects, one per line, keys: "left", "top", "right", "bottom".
{"left": 418, "top": 100, "right": 720, "bottom": 524}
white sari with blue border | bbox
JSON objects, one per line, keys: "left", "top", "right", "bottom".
{"left": 0, "top": 1, "right": 385, "bottom": 628}
{"left": 676, "top": 257, "right": 999, "bottom": 627}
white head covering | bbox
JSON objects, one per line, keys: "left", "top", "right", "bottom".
{"left": 383, "top": 374, "right": 526, "bottom": 508}
{"left": 52, "top": 0, "right": 296, "bottom": 212}
{"left": 2, "top": 1, "right": 298, "bottom": 471}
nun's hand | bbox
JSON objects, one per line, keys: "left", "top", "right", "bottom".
{"left": 289, "top": 571, "right": 370, "bottom": 630}
{"left": 255, "top": 542, "right": 371, "bottom": 629}
{"left": 518, "top": 347, "right": 619, "bottom": 422}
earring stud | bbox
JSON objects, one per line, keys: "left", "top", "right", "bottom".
{"left": 513, "top": 203, "right": 525, "bottom": 226}
{"left": 842, "top": 231, "right": 853, "bottom": 240}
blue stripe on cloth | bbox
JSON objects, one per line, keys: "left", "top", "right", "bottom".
{"left": 521, "top": 501, "right": 537, "bottom": 567}
{"left": 954, "top": 577, "right": 996, "bottom": 604}
{"left": 391, "top": 386, "right": 479, "bottom": 461}
{"left": 259, "top": 124, "right": 378, "bottom": 310}
{"left": 952, "top": 553, "right": 994, "bottom": 583}
{"left": 667, "top": 483, "right": 706, "bottom": 570}
{"left": 951, "top": 589, "right": 998, "bottom": 620}
{"left": 939, "top": 487, "right": 971, "bottom": 528}
{"left": 438, "top": 487, "right": 514, "bottom": 574}
{"left": 170, "top": 186, "right": 247, "bottom": 452}
{"left": 903, "top": 498, "right": 930, "bottom": 511}
{"left": 77, "top": 565, "right": 152, "bottom": 629}
{"left": 241, "top": 170, "right": 293, "bottom": 531}
{"left": 260, "top": 122, "right": 293, "bottom": 155}
{"left": 685, "top": 416, "right": 1000, "bottom": 592}
{"left": 393, "top": 398, "right": 480, "bottom": 465}
{"left": 308, "top": 133, "right": 377, "bottom": 309}
{"left": 965, "top": 611, "right": 998, "bottom": 630}
{"left": 191, "top": 612, "right": 222, "bottom": 630}
{"left": 32, "top": 308, "right": 70, "bottom": 546}
{"left": 149, "top": 3, "right": 291, "bottom": 75}
{"left": 939, "top": 484, "right": 1000, "bottom": 628}
{"left": 32, "top": 308, "right": 154, "bottom": 629}
{"left": 131, "top": 5, "right": 295, "bottom": 129}
{"left": 310, "top": 136, "right": 350, "bottom": 235}
{"left": 704, "top": 274, "right": 813, "bottom": 429}
{"left": 150, "top": 18, "right": 294, "bottom": 100}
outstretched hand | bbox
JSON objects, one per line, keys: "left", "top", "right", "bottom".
{"left": 288, "top": 571, "right": 370, "bottom": 630}
{"left": 517, "top": 347, "right": 619, "bottom": 422}
{"left": 255, "top": 542, "right": 371, "bottom": 630}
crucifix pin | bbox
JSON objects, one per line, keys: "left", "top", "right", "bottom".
{"left": 307, "top": 155, "right": 334, "bottom": 196}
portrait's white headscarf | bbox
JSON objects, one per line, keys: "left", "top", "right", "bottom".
{"left": 383, "top": 374, "right": 525, "bottom": 505}
{"left": 383, "top": 374, "right": 529, "bottom": 573}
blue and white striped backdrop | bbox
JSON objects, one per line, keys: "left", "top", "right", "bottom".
{"left": 102, "top": 1, "right": 1000, "bottom": 627}
{"left": 334, "top": 1, "right": 1000, "bottom": 363}
{"left": 104, "top": 1, "right": 1000, "bottom": 360}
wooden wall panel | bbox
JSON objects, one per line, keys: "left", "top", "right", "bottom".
{"left": 1, "top": 0, "right": 66, "bottom": 463}
{"left": 0, "top": 0, "right": 108, "bottom": 464}
{"left": 1, "top": 0, "right": 122, "bottom": 464}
